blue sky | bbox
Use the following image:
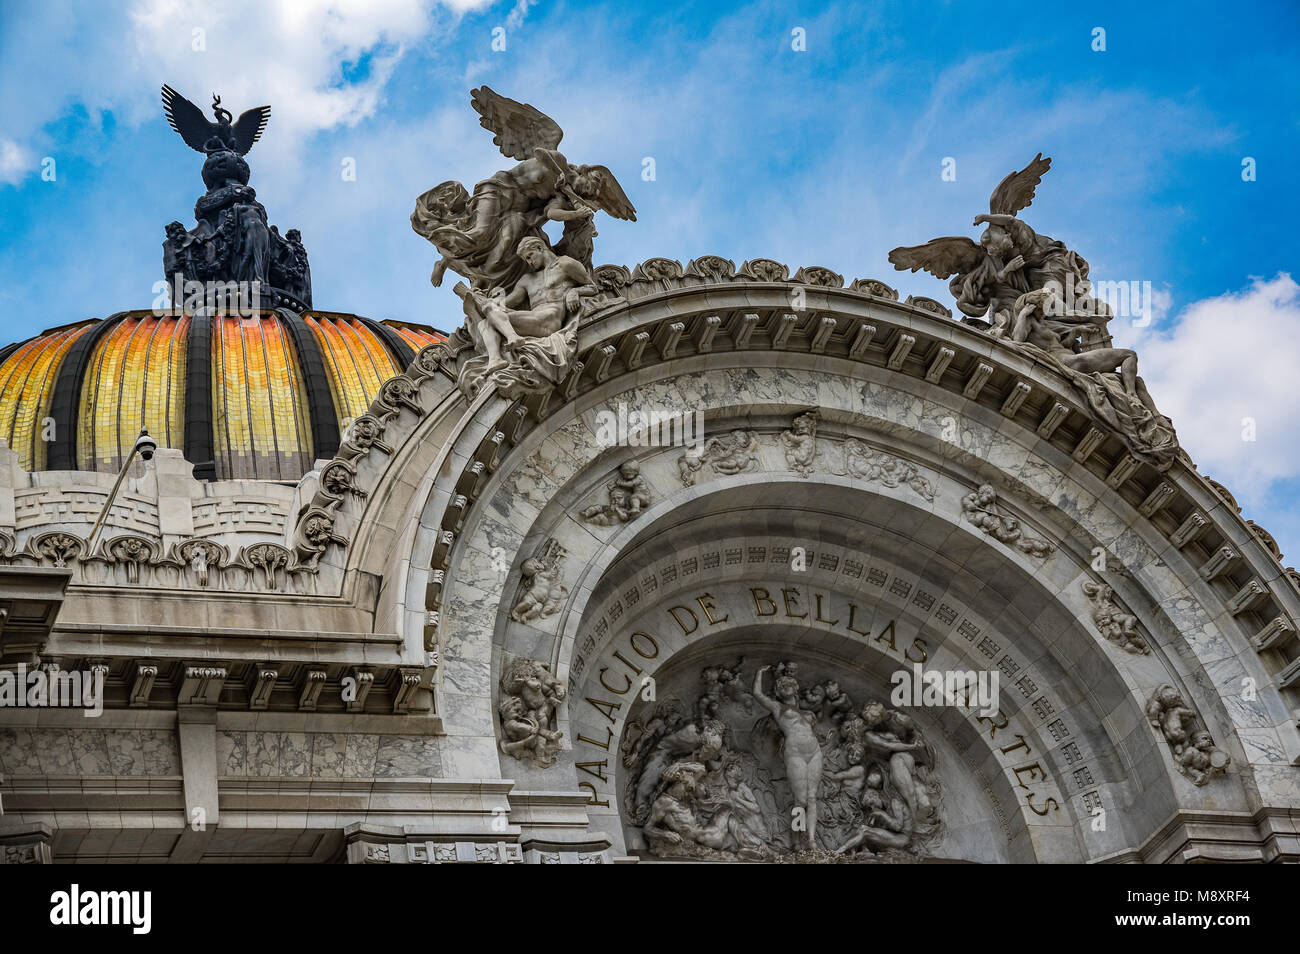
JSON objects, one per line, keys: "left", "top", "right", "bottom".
{"left": 1, "top": 0, "right": 1298, "bottom": 555}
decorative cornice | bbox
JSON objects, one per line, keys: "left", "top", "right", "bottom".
{"left": 232, "top": 258, "right": 1295, "bottom": 680}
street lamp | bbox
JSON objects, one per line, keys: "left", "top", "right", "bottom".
{"left": 84, "top": 427, "right": 158, "bottom": 555}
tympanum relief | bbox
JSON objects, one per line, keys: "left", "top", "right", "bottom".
{"left": 674, "top": 414, "right": 939, "bottom": 503}
{"left": 621, "top": 657, "right": 942, "bottom": 862}
{"left": 677, "top": 429, "right": 760, "bottom": 485}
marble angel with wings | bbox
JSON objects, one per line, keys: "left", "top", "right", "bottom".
{"left": 888, "top": 154, "right": 1104, "bottom": 332}
{"left": 411, "top": 86, "right": 637, "bottom": 293}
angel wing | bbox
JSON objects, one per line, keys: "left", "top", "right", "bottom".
{"left": 888, "top": 236, "right": 986, "bottom": 279}
{"left": 988, "top": 153, "right": 1051, "bottom": 216}
{"left": 470, "top": 86, "right": 564, "bottom": 160}
{"left": 230, "top": 106, "right": 270, "bottom": 155}
{"left": 161, "top": 85, "right": 215, "bottom": 153}
{"left": 572, "top": 164, "right": 637, "bottom": 221}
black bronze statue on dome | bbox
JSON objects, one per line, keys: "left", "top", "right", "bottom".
{"left": 159, "top": 85, "right": 312, "bottom": 309}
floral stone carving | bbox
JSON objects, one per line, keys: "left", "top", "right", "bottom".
{"left": 780, "top": 410, "right": 818, "bottom": 477}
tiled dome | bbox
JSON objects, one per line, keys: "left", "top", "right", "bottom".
{"left": 0, "top": 308, "right": 445, "bottom": 480}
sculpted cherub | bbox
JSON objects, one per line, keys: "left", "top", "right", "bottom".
{"left": 512, "top": 659, "right": 567, "bottom": 725}
{"left": 499, "top": 694, "right": 563, "bottom": 766}
{"left": 1081, "top": 580, "right": 1150, "bottom": 655}
{"left": 510, "top": 539, "right": 569, "bottom": 623}
{"left": 678, "top": 429, "right": 759, "bottom": 485}
{"left": 961, "top": 483, "right": 1053, "bottom": 557}
{"left": 1146, "top": 684, "right": 1198, "bottom": 748}
{"left": 697, "top": 657, "right": 746, "bottom": 722}
{"left": 1145, "top": 685, "right": 1230, "bottom": 785}
{"left": 580, "top": 460, "right": 653, "bottom": 526}
{"left": 780, "top": 410, "right": 818, "bottom": 477}
{"left": 1178, "top": 730, "right": 1228, "bottom": 786}
{"left": 821, "top": 680, "right": 854, "bottom": 723}
{"left": 499, "top": 658, "right": 567, "bottom": 766}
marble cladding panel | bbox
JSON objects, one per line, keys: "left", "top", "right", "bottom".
{"left": 0, "top": 728, "right": 180, "bottom": 776}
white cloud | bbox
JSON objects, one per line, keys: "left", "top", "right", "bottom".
{"left": 0, "top": 0, "right": 495, "bottom": 184}
{"left": 0, "top": 138, "right": 33, "bottom": 185}
{"left": 125, "top": 0, "right": 481, "bottom": 154}
{"left": 1133, "top": 274, "right": 1300, "bottom": 501}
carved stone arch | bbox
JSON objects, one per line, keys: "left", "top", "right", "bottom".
{"left": 329, "top": 279, "right": 1300, "bottom": 860}
{"left": 473, "top": 455, "right": 1246, "bottom": 861}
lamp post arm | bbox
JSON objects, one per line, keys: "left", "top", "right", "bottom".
{"left": 84, "top": 447, "right": 140, "bottom": 556}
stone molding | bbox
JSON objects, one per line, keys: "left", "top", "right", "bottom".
{"left": 362, "top": 274, "right": 1300, "bottom": 720}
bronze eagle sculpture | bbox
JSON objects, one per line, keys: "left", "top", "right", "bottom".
{"left": 161, "top": 84, "right": 270, "bottom": 155}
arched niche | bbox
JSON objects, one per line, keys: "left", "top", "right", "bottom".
{"left": 368, "top": 298, "right": 1299, "bottom": 861}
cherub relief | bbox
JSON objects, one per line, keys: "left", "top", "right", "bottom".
{"left": 510, "top": 539, "right": 569, "bottom": 623}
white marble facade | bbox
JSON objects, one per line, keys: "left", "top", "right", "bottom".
{"left": 2, "top": 279, "right": 1299, "bottom": 863}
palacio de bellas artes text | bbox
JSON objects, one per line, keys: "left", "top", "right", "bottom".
{"left": 0, "top": 0, "right": 1296, "bottom": 934}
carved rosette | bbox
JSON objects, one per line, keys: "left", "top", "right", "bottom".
{"left": 850, "top": 278, "right": 900, "bottom": 300}
{"left": 684, "top": 256, "right": 736, "bottom": 282}
{"left": 631, "top": 258, "right": 684, "bottom": 284}
{"left": 792, "top": 265, "right": 844, "bottom": 288}
{"left": 739, "top": 258, "right": 790, "bottom": 282}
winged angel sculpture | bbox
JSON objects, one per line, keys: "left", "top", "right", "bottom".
{"left": 889, "top": 155, "right": 1178, "bottom": 470}
{"left": 158, "top": 86, "right": 311, "bottom": 306}
{"left": 412, "top": 88, "right": 636, "bottom": 399}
